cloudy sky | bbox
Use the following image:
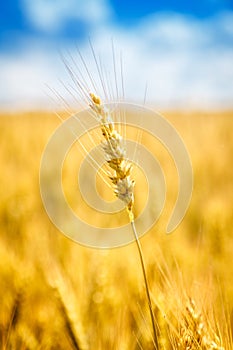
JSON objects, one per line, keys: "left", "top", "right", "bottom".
{"left": 0, "top": 0, "right": 233, "bottom": 110}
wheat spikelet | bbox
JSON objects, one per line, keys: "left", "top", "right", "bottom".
{"left": 178, "top": 298, "right": 224, "bottom": 350}
{"left": 89, "top": 92, "right": 135, "bottom": 221}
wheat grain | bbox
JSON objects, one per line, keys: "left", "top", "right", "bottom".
{"left": 89, "top": 92, "right": 135, "bottom": 221}
{"left": 178, "top": 298, "right": 224, "bottom": 350}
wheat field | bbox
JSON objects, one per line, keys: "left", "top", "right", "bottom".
{"left": 0, "top": 109, "right": 233, "bottom": 349}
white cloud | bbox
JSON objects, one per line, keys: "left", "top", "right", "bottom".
{"left": 81, "top": 12, "right": 233, "bottom": 108}
{"left": 0, "top": 47, "right": 64, "bottom": 109}
{"left": 1, "top": 11, "right": 233, "bottom": 110}
{"left": 21, "top": 0, "right": 112, "bottom": 32}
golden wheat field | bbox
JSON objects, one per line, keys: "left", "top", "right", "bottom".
{"left": 0, "top": 109, "right": 233, "bottom": 349}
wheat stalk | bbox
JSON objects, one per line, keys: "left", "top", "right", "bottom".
{"left": 89, "top": 92, "right": 159, "bottom": 349}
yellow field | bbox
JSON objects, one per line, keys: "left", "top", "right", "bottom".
{"left": 0, "top": 110, "right": 233, "bottom": 349}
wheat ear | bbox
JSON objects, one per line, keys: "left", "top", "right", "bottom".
{"left": 89, "top": 92, "right": 159, "bottom": 349}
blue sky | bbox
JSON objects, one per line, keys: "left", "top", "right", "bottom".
{"left": 0, "top": 0, "right": 233, "bottom": 109}
{"left": 1, "top": 0, "right": 233, "bottom": 44}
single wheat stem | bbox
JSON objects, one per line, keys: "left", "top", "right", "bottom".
{"left": 4, "top": 291, "right": 21, "bottom": 350}
{"left": 89, "top": 92, "right": 159, "bottom": 348}
{"left": 131, "top": 220, "right": 159, "bottom": 350}
{"left": 56, "top": 290, "right": 82, "bottom": 350}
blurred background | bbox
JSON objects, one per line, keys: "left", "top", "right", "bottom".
{"left": 1, "top": 1, "right": 233, "bottom": 349}
{"left": 1, "top": 0, "right": 233, "bottom": 110}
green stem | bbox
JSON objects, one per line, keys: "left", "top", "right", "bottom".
{"left": 130, "top": 220, "right": 159, "bottom": 350}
